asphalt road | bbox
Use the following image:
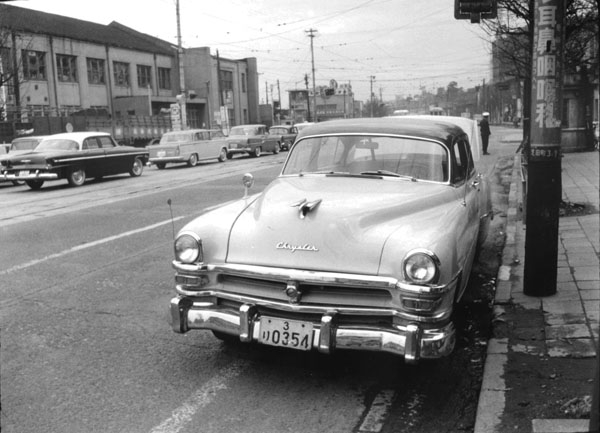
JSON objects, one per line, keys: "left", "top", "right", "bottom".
{"left": 0, "top": 128, "right": 520, "bottom": 433}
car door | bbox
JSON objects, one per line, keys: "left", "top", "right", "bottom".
{"left": 452, "top": 135, "right": 480, "bottom": 294}
{"left": 81, "top": 136, "right": 108, "bottom": 177}
{"left": 99, "top": 135, "right": 129, "bottom": 175}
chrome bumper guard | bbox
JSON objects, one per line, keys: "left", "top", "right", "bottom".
{"left": 169, "top": 296, "right": 456, "bottom": 364}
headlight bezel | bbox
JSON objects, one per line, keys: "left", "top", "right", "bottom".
{"left": 402, "top": 249, "right": 440, "bottom": 285}
{"left": 174, "top": 231, "right": 203, "bottom": 264}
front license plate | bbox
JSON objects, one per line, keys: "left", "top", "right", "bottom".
{"left": 19, "top": 170, "right": 29, "bottom": 177}
{"left": 259, "top": 317, "right": 313, "bottom": 351}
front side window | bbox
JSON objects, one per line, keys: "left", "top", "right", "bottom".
{"left": 56, "top": 55, "right": 77, "bottom": 82}
{"left": 451, "top": 137, "right": 474, "bottom": 182}
{"left": 113, "top": 61, "right": 130, "bottom": 87}
{"left": 137, "top": 65, "right": 152, "bottom": 88}
{"left": 283, "top": 135, "right": 449, "bottom": 182}
{"left": 86, "top": 58, "right": 105, "bottom": 85}
{"left": 22, "top": 50, "right": 47, "bottom": 80}
{"left": 158, "top": 67, "right": 171, "bottom": 90}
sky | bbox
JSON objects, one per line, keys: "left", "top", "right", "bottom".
{"left": 10, "top": 0, "right": 492, "bottom": 108}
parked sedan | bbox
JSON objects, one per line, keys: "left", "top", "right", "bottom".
{"left": 168, "top": 117, "right": 492, "bottom": 364}
{"left": 268, "top": 125, "right": 298, "bottom": 150}
{"left": 0, "top": 131, "right": 148, "bottom": 189}
{"left": 0, "top": 135, "right": 46, "bottom": 185}
{"left": 148, "top": 129, "right": 229, "bottom": 169}
{"left": 225, "top": 124, "right": 280, "bottom": 158}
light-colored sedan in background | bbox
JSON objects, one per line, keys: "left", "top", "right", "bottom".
{"left": 224, "top": 124, "right": 280, "bottom": 158}
{"left": 167, "top": 116, "right": 493, "bottom": 364}
{"left": 148, "top": 129, "right": 229, "bottom": 169}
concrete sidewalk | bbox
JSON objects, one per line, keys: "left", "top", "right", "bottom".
{"left": 475, "top": 136, "right": 599, "bottom": 433}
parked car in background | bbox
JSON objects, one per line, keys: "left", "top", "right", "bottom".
{"left": 224, "top": 124, "right": 280, "bottom": 158}
{"left": 0, "top": 132, "right": 148, "bottom": 189}
{"left": 294, "top": 122, "right": 314, "bottom": 133}
{"left": 148, "top": 129, "right": 228, "bottom": 169}
{"left": 0, "top": 136, "right": 46, "bottom": 185}
{"left": 268, "top": 125, "right": 298, "bottom": 151}
{"left": 6, "top": 135, "right": 46, "bottom": 155}
{"left": 168, "top": 117, "right": 492, "bottom": 364}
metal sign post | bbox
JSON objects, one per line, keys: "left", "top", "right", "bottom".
{"left": 523, "top": 0, "right": 565, "bottom": 296}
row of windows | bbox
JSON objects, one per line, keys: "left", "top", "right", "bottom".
{"left": 21, "top": 50, "right": 172, "bottom": 90}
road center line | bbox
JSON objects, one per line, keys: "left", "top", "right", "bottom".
{"left": 0, "top": 216, "right": 185, "bottom": 276}
{"left": 149, "top": 360, "right": 245, "bottom": 433}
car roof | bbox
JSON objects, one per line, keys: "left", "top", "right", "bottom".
{"left": 296, "top": 117, "right": 467, "bottom": 144}
{"left": 11, "top": 135, "right": 47, "bottom": 142}
{"left": 40, "top": 131, "right": 111, "bottom": 142}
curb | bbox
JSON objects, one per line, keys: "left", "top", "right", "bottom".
{"left": 473, "top": 154, "right": 522, "bottom": 433}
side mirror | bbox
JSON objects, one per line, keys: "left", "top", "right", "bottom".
{"left": 242, "top": 173, "right": 254, "bottom": 198}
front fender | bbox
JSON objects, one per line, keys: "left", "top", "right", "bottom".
{"left": 177, "top": 195, "right": 260, "bottom": 263}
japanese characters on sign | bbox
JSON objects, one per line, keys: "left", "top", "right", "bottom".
{"left": 533, "top": 1, "right": 562, "bottom": 131}
{"left": 530, "top": 0, "right": 564, "bottom": 161}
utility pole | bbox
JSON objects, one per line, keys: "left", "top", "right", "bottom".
{"left": 175, "top": 0, "right": 187, "bottom": 129}
{"left": 523, "top": 0, "right": 565, "bottom": 296}
{"left": 369, "top": 75, "right": 376, "bottom": 117}
{"left": 306, "top": 29, "right": 317, "bottom": 122}
{"left": 304, "top": 73, "right": 311, "bottom": 122}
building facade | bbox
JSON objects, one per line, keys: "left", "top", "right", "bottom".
{"left": 288, "top": 81, "right": 356, "bottom": 123}
{"left": 0, "top": 4, "right": 260, "bottom": 133}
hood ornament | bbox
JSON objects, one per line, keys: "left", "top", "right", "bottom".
{"left": 291, "top": 198, "right": 322, "bottom": 219}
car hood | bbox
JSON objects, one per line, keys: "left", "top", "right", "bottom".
{"left": 226, "top": 175, "right": 454, "bottom": 275}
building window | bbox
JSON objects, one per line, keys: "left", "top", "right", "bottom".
{"left": 137, "top": 64, "right": 152, "bottom": 88}
{"left": 220, "top": 70, "right": 233, "bottom": 92}
{"left": 22, "top": 50, "right": 46, "bottom": 80}
{"left": 113, "top": 61, "right": 130, "bottom": 87}
{"left": 241, "top": 73, "right": 246, "bottom": 93}
{"left": 56, "top": 55, "right": 77, "bottom": 82}
{"left": 158, "top": 67, "right": 171, "bottom": 90}
{"left": 86, "top": 58, "right": 105, "bottom": 85}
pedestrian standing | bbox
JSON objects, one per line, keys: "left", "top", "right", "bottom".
{"left": 480, "top": 112, "right": 491, "bottom": 155}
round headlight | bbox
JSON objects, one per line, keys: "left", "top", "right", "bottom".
{"left": 403, "top": 250, "right": 439, "bottom": 284}
{"left": 174, "top": 233, "right": 202, "bottom": 264}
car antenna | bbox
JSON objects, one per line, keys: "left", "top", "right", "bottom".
{"left": 167, "top": 199, "right": 175, "bottom": 240}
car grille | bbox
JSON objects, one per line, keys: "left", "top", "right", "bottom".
{"left": 219, "top": 274, "right": 393, "bottom": 309}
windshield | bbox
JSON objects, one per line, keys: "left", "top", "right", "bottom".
{"left": 282, "top": 135, "right": 449, "bottom": 182}
{"left": 11, "top": 139, "right": 41, "bottom": 151}
{"left": 230, "top": 126, "right": 258, "bottom": 136}
{"left": 36, "top": 139, "right": 79, "bottom": 151}
{"left": 160, "top": 133, "right": 192, "bottom": 143}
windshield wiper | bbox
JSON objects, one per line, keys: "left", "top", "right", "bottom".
{"left": 360, "top": 170, "right": 417, "bottom": 181}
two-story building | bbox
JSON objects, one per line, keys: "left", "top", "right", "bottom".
{"left": 0, "top": 4, "right": 259, "bottom": 133}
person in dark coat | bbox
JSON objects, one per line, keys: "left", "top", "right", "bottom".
{"left": 480, "top": 112, "right": 491, "bottom": 155}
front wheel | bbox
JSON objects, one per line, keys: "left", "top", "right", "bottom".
{"left": 68, "top": 168, "right": 86, "bottom": 187}
{"left": 187, "top": 154, "right": 198, "bottom": 167}
{"left": 218, "top": 148, "right": 228, "bottom": 162}
{"left": 26, "top": 180, "right": 44, "bottom": 190}
{"left": 252, "top": 147, "right": 262, "bottom": 158}
{"left": 129, "top": 157, "right": 144, "bottom": 177}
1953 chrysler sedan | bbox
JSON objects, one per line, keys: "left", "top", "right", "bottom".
{"left": 169, "top": 117, "right": 492, "bottom": 364}
{"left": 0, "top": 131, "right": 149, "bottom": 189}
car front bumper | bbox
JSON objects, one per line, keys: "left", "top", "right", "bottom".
{"left": 170, "top": 295, "right": 455, "bottom": 363}
{"left": 169, "top": 262, "right": 458, "bottom": 363}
